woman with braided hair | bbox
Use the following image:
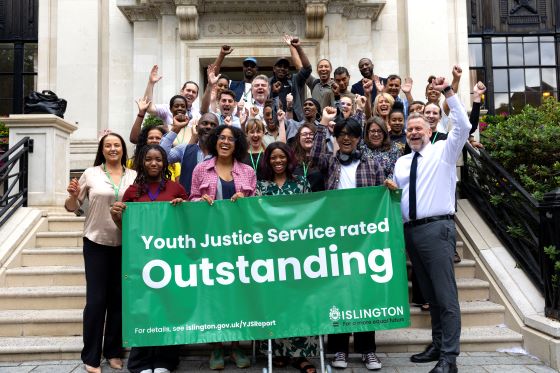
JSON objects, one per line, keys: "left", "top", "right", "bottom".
{"left": 110, "top": 144, "right": 186, "bottom": 373}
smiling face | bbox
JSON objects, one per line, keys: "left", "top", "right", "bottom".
{"left": 270, "top": 148, "right": 288, "bottom": 176}
{"left": 181, "top": 83, "right": 198, "bottom": 106}
{"left": 376, "top": 96, "right": 391, "bottom": 117}
{"left": 299, "top": 127, "right": 315, "bottom": 152}
{"left": 102, "top": 135, "right": 123, "bottom": 164}
{"left": 303, "top": 100, "right": 318, "bottom": 120}
{"left": 216, "top": 128, "right": 236, "bottom": 159}
{"left": 144, "top": 148, "right": 164, "bottom": 181}
{"left": 340, "top": 96, "right": 353, "bottom": 116}
{"left": 317, "top": 59, "right": 332, "bottom": 82}
{"left": 219, "top": 92, "right": 235, "bottom": 116}
{"left": 334, "top": 73, "right": 350, "bottom": 93}
{"left": 263, "top": 106, "right": 274, "bottom": 127}
{"left": 426, "top": 84, "right": 441, "bottom": 103}
{"left": 389, "top": 112, "right": 404, "bottom": 134}
{"left": 171, "top": 97, "right": 187, "bottom": 116}
{"left": 247, "top": 126, "right": 264, "bottom": 150}
{"left": 146, "top": 128, "right": 163, "bottom": 145}
{"left": 243, "top": 61, "right": 257, "bottom": 80}
{"left": 198, "top": 113, "right": 219, "bottom": 144}
{"left": 273, "top": 62, "right": 289, "bottom": 80}
{"left": 358, "top": 58, "right": 373, "bottom": 79}
{"left": 251, "top": 78, "right": 269, "bottom": 104}
{"left": 386, "top": 78, "right": 401, "bottom": 99}
{"left": 367, "top": 123, "right": 385, "bottom": 149}
{"left": 336, "top": 128, "right": 360, "bottom": 155}
{"left": 409, "top": 103, "right": 425, "bottom": 114}
{"left": 217, "top": 77, "right": 229, "bottom": 94}
{"left": 423, "top": 103, "right": 441, "bottom": 131}
{"left": 406, "top": 117, "right": 431, "bottom": 152}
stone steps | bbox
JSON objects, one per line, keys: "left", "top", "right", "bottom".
{"left": 4, "top": 266, "right": 85, "bottom": 286}
{"left": 0, "top": 300, "right": 505, "bottom": 338}
{"left": 35, "top": 232, "right": 83, "bottom": 247}
{"left": 0, "top": 286, "right": 85, "bottom": 310}
{"left": 47, "top": 216, "right": 85, "bottom": 232}
{"left": 0, "top": 326, "right": 523, "bottom": 362}
{"left": 20, "top": 247, "right": 83, "bottom": 267}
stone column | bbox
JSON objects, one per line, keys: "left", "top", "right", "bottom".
{"left": 4, "top": 115, "right": 78, "bottom": 208}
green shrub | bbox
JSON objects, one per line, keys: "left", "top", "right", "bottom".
{"left": 481, "top": 98, "right": 560, "bottom": 200}
{"left": 0, "top": 120, "right": 8, "bottom": 137}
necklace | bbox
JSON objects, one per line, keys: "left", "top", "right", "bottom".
{"left": 103, "top": 164, "right": 124, "bottom": 201}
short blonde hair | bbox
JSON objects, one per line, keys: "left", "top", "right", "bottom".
{"left": 245, "top": 118, "right": 265, "bottom": 134}
{"left": 373, "top": 93, "right": 395, "bottom": 116}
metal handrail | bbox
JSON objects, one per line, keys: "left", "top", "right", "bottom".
{"left": 460, "top": 143, "right": 543, "bottom": 291}
{"left": 0, "top": 137, "right": 34, "bottom": 227}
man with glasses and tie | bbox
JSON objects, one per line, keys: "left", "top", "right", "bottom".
{"left": 394, "top": 76, "right": 470, "bottom": 373}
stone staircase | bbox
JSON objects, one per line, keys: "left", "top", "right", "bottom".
{"left": 0, "top": 215, "right": 523, "bottom": 361}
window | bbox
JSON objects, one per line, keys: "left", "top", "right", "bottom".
{"left": 0, "top": 42, "right": 38, "bottom": 116}
{"left": 474, "top": 36, "right": 558, "bottom": 115}
{"left": 468, "top": 38, "right": 487, "bottom": 109}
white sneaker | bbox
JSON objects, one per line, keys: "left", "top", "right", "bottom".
{"left": 362, "top": 352, "right": 382, "bottom": 370}
{"left": 139, "top": 370, "right": 153, "bottom": 373}
{"left": 331, "top": 352, "right": 348, "bottom": 369}
{"left": 154, "top": 369, "right": 171, "bottom": 373}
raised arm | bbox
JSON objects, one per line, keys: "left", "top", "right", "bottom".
{"left": 129, "top": 97, "right": 151, "bottom": 144}
{"left": 401, "top": 77, "right": 414, "bottom": 103}
{"left": 363, "top": 78, "right": 373, "bottom": 119}
{"left": 283, "top": 35, "right": 302, "bottom": 70}
{"left": 443, "top": 65, "right": 462, "bottom": 115}
{"left": 143, "top": 65, "right": 162, "bottom": 115}
{"left": 200, "top": 64, "right": 220, "bottom": 114}
{"left": 290, "top": 36, "right": 311, "bottom": 72}
{"left": 310, "top": 106, "right": 337, "bottom": 172}
{"left": 212, "top": 45, "right": 233, "bottom": 74}
{"left": 276, "top": 109, "right": 287, "bottom": 143}
{"left": 160, "top": 115, "right": 190, "bottom": 163}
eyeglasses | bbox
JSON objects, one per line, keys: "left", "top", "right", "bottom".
{"left": 368, "top": 129, "right": 384, "bottom": 135}
{"left": 218, "top": 135, "right": 236, "bottom": 143}
{"left": 338, "top": 131, "right": 357, "bottom": 139}
{"left": 300, "top": 132, "right": 314, "bottom": 138}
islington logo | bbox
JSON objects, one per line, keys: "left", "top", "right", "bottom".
{"left": 329, "top": 305, "right": 405, "bottom": 327}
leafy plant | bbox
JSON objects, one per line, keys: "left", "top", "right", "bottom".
{"left": 481, "top": 98, "right": 560, "bottom": 201}
{"left": 0, "top": 120, "right": 8, "bottom": 137}
{"left": 544, "top": 245, "right": 560, "bottom": 289}
{"left": 142, "top": 115, "right": 163, "bottom": 127}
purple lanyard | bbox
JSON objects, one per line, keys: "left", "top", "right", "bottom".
{"left": 147, "top": 180, "right": 164, "bottom": 201}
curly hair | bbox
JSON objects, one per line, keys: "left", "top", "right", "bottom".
{"left": 132, "top": 144, "right": 172, "bottom": 199}
{"left": 130, "top": 125, "right": 167, "bottom": 169}
{"left": 260, "top": 142, "right": 296, "bottom": 182}
{"left": 94, "top": 132, "right": 128, "bottom": 167}
{"left": 206, "top": 125, "right": 248, "bottom": 162}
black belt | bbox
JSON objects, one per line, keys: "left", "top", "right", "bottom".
{"left": 404, "top": 214, "right": 454, "bottom": 227}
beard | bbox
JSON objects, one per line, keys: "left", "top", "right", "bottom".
{"left": 407, "top": 134, "right": 429, "bottom": 152}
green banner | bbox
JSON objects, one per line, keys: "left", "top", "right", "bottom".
{"left": 122, "top": 187, "right": 409, "bottom": 347}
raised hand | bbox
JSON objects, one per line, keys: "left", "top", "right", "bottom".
{"left": 282, "top": 34, "right": 294, "bottom": 46}
{"left": 223, "top": 115, "right": 232, "bottom": 126}
{"left": 373, "top": 75, "right": 384, "bottom": 93}
{"left": 286, "top": 93, "right": 294, "bottom": 105}
{"left": 431, "top": 77, "right": 451, "bottom": 92}
{"left": 362, "top": 78, "right": 373, "bottom": 96}
{"left": 473, "top": 81, "right": 486, "bottom": 96}
{"left": 136, "top": 96, "right": 151, "bottom": 113}
{"left": 149, "top": 65, "right": 162, "bottom": 84}
{"left": 322, "top": 106, "right": 337, "bottom": 122}
{"left": 401, "top": 77, "right": 413, "bottom": 94}
{"left": 221, "top": 45, "right": 234, "bottom": 55}
{"left": 207, "top": 64, "right": 220, "bottom": 85}
{"left": 290, "top": 37, "right": 301, "bottom": 48}
{"left": 172, "top": 114, "right": 190, "bottom": 130}
{"left": 272, "top": 81, "right": 282, "bottom": 94}
{"left": 452, "top": 65, "right": 463, "bottom": 80}
{"left": 66, "top": 178, "right": 80, "bottom": 199}
{"left": 277, "top": 109, "right": 286, "bottom": 122}
{"left": 355, "top": 95, "right": 366, "bottom": 111}
{"left": 250, "top": 106, "right": 260, "bottom": 118}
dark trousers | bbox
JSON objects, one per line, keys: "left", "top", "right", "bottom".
{"left": 81, "top": 237, "right": 123, "bottom": 367}
{"left": 411, "top": 269, "right": 426, "bottom": 305}
{"left": 404, "top": 219, "right": 461, "bottom": 364}
{"left": 327, "top": 332, "right": 376, "bottom": 354}
{"left": 128, "top": 346, "right": 181, "bottom": 373}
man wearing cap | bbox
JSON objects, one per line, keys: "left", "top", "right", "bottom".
{"left": 269, "top": 35, "right": 312, "bottom": 122}
{"left": 230, "top": 57, "right": 258, "bottom": 103}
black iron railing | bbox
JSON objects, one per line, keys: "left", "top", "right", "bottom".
{"left": 460, "top": 145, "right": 543, "bottom": 291}
{"left": 0, "top": 137, "right": 34, "bottom": 227}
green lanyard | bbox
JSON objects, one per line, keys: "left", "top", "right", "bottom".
{"left": 301, "top": 161, "right": 309, "bottom": 179}
{"left": 250, "top": 151, "right": 262, "bottom": 172}
{"left": 103, "top": 164, "right": 124, "bottom": 201}
{"left": 431, "top": 132, "right": 439, "bottom": 144}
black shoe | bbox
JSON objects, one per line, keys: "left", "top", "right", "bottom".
{"left": 429, "top": 359, "right": 457, "bottom": 373}
{"left": 410, "top": 343, "right": 440, "bottom": 363}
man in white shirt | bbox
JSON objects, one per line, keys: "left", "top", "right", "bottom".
{"left": 394, "top": 76, "right": 470, "bottom": 373}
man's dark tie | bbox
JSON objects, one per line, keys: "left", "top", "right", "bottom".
{"left": 409, "top": 152, "right": 420, "bottom": 220}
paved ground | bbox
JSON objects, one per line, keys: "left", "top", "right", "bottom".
{"left": 0, "top": 352, "right": 557, "bottom": 373}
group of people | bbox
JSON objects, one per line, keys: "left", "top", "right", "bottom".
{"left": 65, "top": 35, "right": 486, "bottom": 373}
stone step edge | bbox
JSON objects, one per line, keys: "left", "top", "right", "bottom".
{"left": 6, "top": 266, "right": 84, "bottom": 275}
{"left": 22, "top": 248, "right": 82, "bottom": 254}
{"left": 35, "top": 232, "right": 83, "bottom": 238}
{"left": 0, "top": 327, "right": 522, "bottom": 354}
{"left": 0, "top": 286, "right": 85, "bottom": 297}
{"left": 0, "top": 301, "right": 505, "bottom": 324}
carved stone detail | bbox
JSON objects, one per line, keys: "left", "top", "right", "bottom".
{"left": 305, "top": 3, "right": 327, "bottom": 38}
{"left": 176, "top": 5, "right": 199, "bottom": 40}
{"left": 200, "top": 14, "right": 303, "bottom": 38}
{"left": 328, "top": 0, "right": 385, "bottom": 21}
